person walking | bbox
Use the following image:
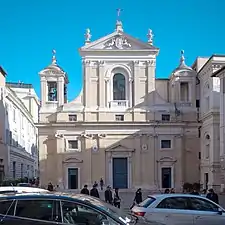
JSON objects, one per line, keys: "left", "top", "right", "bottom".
{"left": 206, "top": 189, "right": 219, "bottom": 204}
{"left": 90, "top": 184, "right": 100, "bottom": 198}
{"left": 47, "top": 182, "right": 54, "bottom": 191}
{"left": 100, "top": 178, "right": 104, "bottom": 190}
{"left": 80, "top": 185, "right": 89, "bottom": 195}
{"left": 113, "top": 188, "right": 121, "bottom": 208}
{"left": 104, "top": 186, "right": 113, "bottom": 204}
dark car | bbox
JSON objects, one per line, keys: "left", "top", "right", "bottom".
{"left": 0, "top": 192, "right": 165, "bottom": 225}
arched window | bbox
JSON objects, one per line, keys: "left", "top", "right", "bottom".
{"left": 113, "top": 73, "right": 126, "bottom": 100}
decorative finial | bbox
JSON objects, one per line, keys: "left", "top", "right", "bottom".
{"left": 115, "top": 8, "right": 123, "bottom": 32}
{"left": 147, "top": 29, "right": 153, "bottom": 45}
{"left": 52, "top": 49, "right": 57, "bottom": 65}
{"left": 180, "top": 50, "right": 185, "bottom": 65}
{"left": 85, "top": 28, "right": 92, "bottom": 45}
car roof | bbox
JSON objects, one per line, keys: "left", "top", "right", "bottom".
{"left": 0, "top": 192, "right": 104, "bottom": 205}
{"left": 148, "top": 193, "right": 208, "bottom": 200}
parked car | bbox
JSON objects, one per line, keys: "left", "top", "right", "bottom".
{"left": 0, "top": 192, "right": 165, "bottom": 225}
{"left": 0, "top": 186, "right": 49, "bottom": 195}
{"left": 131, "top": 193, "right": 225, "bottom": 225}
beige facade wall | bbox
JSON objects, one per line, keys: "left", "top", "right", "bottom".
{"left": 38, "top": 29, "right": 202, "bottom": 191}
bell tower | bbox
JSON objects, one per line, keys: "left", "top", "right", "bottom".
{"left": 39, "top": 50, "right": 69, "bottom": 111}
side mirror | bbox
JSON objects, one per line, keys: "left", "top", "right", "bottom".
{"left": 218, "top": 208, "right": 223, "bottom": 215}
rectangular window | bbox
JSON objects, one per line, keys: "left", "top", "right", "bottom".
{"left": 205, "top": 144, "right": 209, "bottom": 159}
{"left": 162, "top": 114, "right": 170, "bottom": 121}
{"left": 69, "top": 114, "right": 77, "bottom": 122}
{"left": 180, "top": 82, "right": 189, "bottom": 102}
{"left": 161, "top": 140, "right": 171, "bottom": 149}
{"left": 13, "top": 108, "right": 16, "bottom": 122}
{"left": 15, "top": 200, "right": 56, "bottom": 221}
{"left": 115, "top": 114, "right": 124, "bottom": 121}
{"left": 223, "top": 78, "right": 225, "bottom": 94}
{"left": 68, "top": 140, "right": 78, "bottom": 149}
{"left": 199, "top": 152, "right": 201, "bottom": 159}
{"left": 21, "top": 163, "right": 23, "bottom": 178}
{"left": 196, "top": 100, "right": 200, "bottom": 108}
{"left": 13, "top": 162, "right": 16, "bottom": 179}
{"left": 47, "top": 82, "right": 57, "bottom": 101}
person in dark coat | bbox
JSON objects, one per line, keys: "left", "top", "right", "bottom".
{"left": 134, "top": 188, "right": 143, "bottom": 204}
{"left": 206, "top": 189, "right": 219, "bottom": 204}
{"left": 164, "top": 188, "right": 170, "bottom": 194}
{"left": 100, "top": 178, "right": 104, "bottom": 190}
{"left": 190, "top": 189, "right": 200, "bottom": 195}
{"left": 104, "top": 186, "right": 113, "bottom": 204}
{"left": 47, "top": 182, "right": 54, "bottom": 191}
{"left": 113, "top": 188, "right": 121, "bottom": 208}
{"left": 80, "top": 185, "right": 89, "bottom": 195}
{"left": 90, "top": 184, "right": 100, "bottom": 198}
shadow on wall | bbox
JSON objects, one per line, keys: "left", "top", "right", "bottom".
{"left": 0, "top": 94, "right": 9, "bottom": 181}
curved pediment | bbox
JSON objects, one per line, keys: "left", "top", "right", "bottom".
{"left": 157, "top": 156, "right": 177, "bottom": 163}
{"left": 63, "top": 157, "right": 83, "bottom": 164}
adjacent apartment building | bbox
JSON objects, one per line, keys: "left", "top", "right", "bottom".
{"left": 0, "top": 67, "right": 39, "bottom": 181}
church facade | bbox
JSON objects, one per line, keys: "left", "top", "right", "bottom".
{"left": 37, "top": 20, "right": 225, "bottom": 191}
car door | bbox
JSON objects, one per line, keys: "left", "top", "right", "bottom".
{"left": 0, "top": 199, "right": 17, "bottom": 225}
{"left": 189, "top": 197, "right": 225, "bottom": 225}
{"left": 152, "top": 196, "right": 194, "bottom": 225}
{"left": 59, "top": 200, "right": 122, "bottom": 225}
{"left": 11, "top": 198, "right": 60, "bottom": 225}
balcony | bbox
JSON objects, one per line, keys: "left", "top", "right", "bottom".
{"left": 109, "top": 100, "right": 129, "bottom": 108}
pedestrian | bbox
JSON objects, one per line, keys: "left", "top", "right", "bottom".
{"left": 104, "top": 186, "right": 113, "bottom": 204}
{"left": 47, "top": 182, "right": 54, "bottom": 191}
{"left": 113, "top": 188, "right": 121, "bottom": 208}
{"left": 206, "top": 189, "right": 219, "bottom": 204}
{"left": 190, "top": 189, "right": 200, "bottom": 195}
{"left": 100, "top": 178, "right": 104, "bottom": 190}
{"left": 170, "top": 188, "right": 175, "bottom": 193}
{"left": 81, "top": 184, "right": 89, "bottom": 195}
{"left": 90, "top": 184, "right": 100, "bottom": 198}
{"left": 164, "top": 188, "right": 170, "bottom": 194}
{"left": 134, "top": 188, "right": 143, "bottom": 204}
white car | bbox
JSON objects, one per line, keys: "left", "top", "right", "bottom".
{"left": 0, "top": 186, "right": 49, "bottom": 194}
{"left": 131, "top": 193, "right": 225, "bottom": 225}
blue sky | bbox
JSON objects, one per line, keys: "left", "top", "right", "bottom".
{"left": 0, "top": 0, "right": 224, "bottom": 101}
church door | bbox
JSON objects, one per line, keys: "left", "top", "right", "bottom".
{"left": 113, "top": 158, "right": 128, "bottom": 189}
{"left": 68, "top": 168, "right": 78, "bottom": 189}
{"left": 161, "top": 167, "right": 172, "bottom": 188}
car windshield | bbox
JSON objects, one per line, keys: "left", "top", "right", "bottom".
{"left": 76, "top": 195, "right": 132, "bottom": 223}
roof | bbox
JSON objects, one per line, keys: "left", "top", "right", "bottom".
{"left": 198, "top": 54, "right": 225, "bottom": 74}
{"left": 0, "top": 66, "right": 7, "bottom": 76}
{"left": 211, "top": 65, "right": 225, "bottom": 77}
{"left": 6, "top": 82, "right": 33, "bottom": 89}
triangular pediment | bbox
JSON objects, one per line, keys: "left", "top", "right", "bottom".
{"left": 63, "top": 157, "right": 83, "bottom": 163}
{"left": 80, "top": 31, "right": 159, "bottom": 52}
{"left": 105, "top": 143, "right": 135, "bottom": 152}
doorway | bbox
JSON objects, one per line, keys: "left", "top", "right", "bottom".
{"left": 113, "top": 158, "right": 128, "bottom": 189}
{"left": 161, "top": 167, "right": 172, "bottom": 188}
{"left": 68, "top": 168, "right": 78, "bottom": 189}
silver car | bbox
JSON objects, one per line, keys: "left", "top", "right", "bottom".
{"left": 131, "top": 194, "right": 225, "bottom": 225}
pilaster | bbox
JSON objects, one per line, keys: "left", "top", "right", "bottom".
{"left": 40, "top": 77, "right": 47, "bottom": 106}
{"left": 98, "top": 61, "right": 105, "bottom": 108}
{"left": 57, "top": 77, "right": 64, "bottom": 106}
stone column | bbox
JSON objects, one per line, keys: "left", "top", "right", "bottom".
{"left": 98, "top": 61, "right": 105, "bottom": 108}
{"left": 147, "top": 60, "right": 156, "bottom": 95}
{"left": 40, "top": 77, "right": 47, "bottom": 106}
{"left": 105, "top": 79, "right": 110, "bottom": 108}
{"left": 129, "top": 78, "right": 133, "bottom": 107}
{"left": 83, "top": 60, "right": 91, "bottom": 108}
{"left": 133, "top": 61, "right": 139, "bottom": 106}
{"left": 57, "top": 77, "right": 64, "bottom": 106}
